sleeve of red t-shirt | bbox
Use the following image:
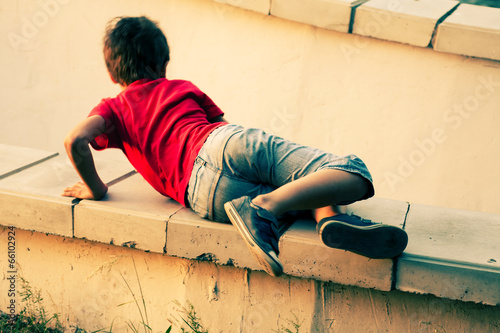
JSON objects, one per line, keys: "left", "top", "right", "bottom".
{"left": 87, "top": 98, "right": 122, "bottom": 151}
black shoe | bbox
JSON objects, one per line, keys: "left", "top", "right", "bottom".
{"left": 317, "top": 214, "right": 408, "bottom": 259}
{"left": 224, "top": 196, "right": 283, "bottom": 277}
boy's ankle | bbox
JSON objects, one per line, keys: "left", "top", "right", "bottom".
{"left": 251, "top": 195, "right": 279, "bottom": 217}
{"left": 313, "top": 205, "right": 343, "bottom": 222}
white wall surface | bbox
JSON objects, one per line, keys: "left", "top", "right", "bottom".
{"left": 2, "top": 0, "right": 500, "bottom": 213}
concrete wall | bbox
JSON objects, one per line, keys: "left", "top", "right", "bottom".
{"left": 1, "top": 227, "right": 499, "bottom": 332}
{"left": 2, "top": 0, "right": 500, "bottom": 215}
{"left": 2, "top": 2, "right": 500, "bottom": 331}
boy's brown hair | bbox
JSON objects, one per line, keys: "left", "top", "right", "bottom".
{"left": 103, "top": 16, "right": 170, "bottom": 86}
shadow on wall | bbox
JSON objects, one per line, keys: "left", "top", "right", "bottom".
{"left": 460, "top": 0, "right": 500, "bottom": 8}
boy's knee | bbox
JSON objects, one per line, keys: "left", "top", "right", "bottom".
{"left": 355, "top": 176, "right": 374, "bottom": 201}
{"left": 341, "top": 172, "right": 373, "bottom": 203}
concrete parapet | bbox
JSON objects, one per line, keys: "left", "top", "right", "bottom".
{"left": 74, "top": 173, "right": 178, "bottom": 254}
{"left": 271, "top": 0, "right": 366, "bottom": 33}
{"left": 353, "top": 0, "right": 459, "bottom": 47}
{"left": 433, "top": 3, "right": 500, "bottom": 61}
{"left": 210, "top": 0, "right": 500, "bottom": 62}
{"left": 0, "top": 149, "right": 134, "bottom": 237}
{"left": 0, "top": 145, "right": 498, "bottom": 332}
{"left": 213, "top": 0, "right": 271, "bottom": 15}
{"left": 397, "top": 203, "right": 500, "bottom": 305}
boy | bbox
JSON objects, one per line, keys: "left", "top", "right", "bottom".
{"left": 63, "top": 16, "right": 408, "bottom": 277}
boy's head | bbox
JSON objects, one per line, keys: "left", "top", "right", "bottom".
{"left": 103, "top": 16, "right": 170, "bottom": 86}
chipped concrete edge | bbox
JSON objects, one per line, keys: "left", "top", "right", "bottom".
{"left": 396, "top": 253, "right": 500, "bottom": 306}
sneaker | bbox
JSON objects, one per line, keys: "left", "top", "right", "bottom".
{"left": 317, "top": 214, "right": 408, "bottom": 259}
{"left": 224, "top": 196, "right": 283, "bottom": 277}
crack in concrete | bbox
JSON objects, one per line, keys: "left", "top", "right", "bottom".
{"left": 105, "top": 170, "right": 137, "bottom": 187}
{"left": 163, "top": 207, "right": 184, "bottom": 253}
{"left": 0, "top": 152, "right": 59, "bottom": 181}
{"left": 392, "top": 201, "right": 411, "bottom": 290}
{"left": 428, "top": 2, "right": 461, "bottom": 47}
{"left": 402, "top": 202, "right": 411, "bottom": 230}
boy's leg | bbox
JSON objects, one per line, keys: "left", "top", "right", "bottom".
{"left": 313, "top": 205, "right": 345, "bottom": 222}
{"left": 250, "top": 169, "right": 407, "bottom": 259}
{"left": 251, "top": 168, "right": 368, "bottom": 217}
{"left": 220, "top": 127, "right": 406, "bottom": 275}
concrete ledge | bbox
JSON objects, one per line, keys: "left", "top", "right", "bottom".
{"left": 353, "top": 0, "right": 459, "bottom": 47}
{"left": 74, "top": 173, "right": 179, "bottom": 253}
{"left": 0, "top": 191, "right": 74, "bottom": 236}
{"left": 434, "top": 3, "right": 500, "bottom": 61}
{"left": 270, "top": 0, "right": 367, "bottom": 34}
{"left": 0, "top": 151, "right": 134, "bottom": 237}
{"left": 396, "top": 203, "right": 500, "bottom": 306}
{"left": 166, "top": 208, "right": 262, "bottom": 271}
{"left": 212, "top": 0, "right": 271, "bottom": 15}
{"left": 397, "top": 254, "right": 500, "bottom": 306}
{"left": 280, "top": 197, "right": 408, "bottom": 290}
{"left": 2, "top": 227, "right": 498, "bottom": 332}
{"left": 0, "top": 144, "right": 499, "bottom": 306}
{"left": 280, "top": 219, "right": 394, "bottom": 290}
{"left": 212, "top": 0, "right": 500, "bottom": 63}
{"left": 0, "top": 144, "right": 58, "bottom": 180}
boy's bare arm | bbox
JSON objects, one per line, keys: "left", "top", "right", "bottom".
{"left": 62, "top": 115, "right": 109, "bottom": 200}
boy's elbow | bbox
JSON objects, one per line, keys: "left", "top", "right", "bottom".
{"left": 63, "top": 134, "right": 74, "bottom": 150}
{"left": 63, "top": 134, "right": 77, "bottom": 151}
{"left": 64, "top": 134, "right": 89, "bottom": 153}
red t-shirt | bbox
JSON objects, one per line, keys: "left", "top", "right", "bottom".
{"left": 88, "top": 78, "right": 226, "bottom": 206}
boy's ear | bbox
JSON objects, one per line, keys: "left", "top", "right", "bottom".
{"left": 160, "top": 61, "right": 169, "bottom": 78}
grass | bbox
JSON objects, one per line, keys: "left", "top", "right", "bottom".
{"left": 273, "top": 312, "right": 304, "bottom": 333}
{"left": 116, "top": 256, "right": 152, "bottom": 333}
{"left": 0, "top": 273, "right": 296, "bottom": 333}
{"left": 0, "top": 276, "right": 64, "bottom": 333}
{"left": 113, "top": 256, "right": 208, "bottom": 332}
{"left": 0, "top": 263, "right": 208, "bottom": 333}
{"left": 170, "top": 301, "right": 208, "bottom": 333}
{"left": 2, "top": 255, "right": 321, "bottom": 333}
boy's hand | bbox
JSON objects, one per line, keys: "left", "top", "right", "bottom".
{"left": 62, "top": 182, "right": 108, "bottom": 200}
{"left": 63, "top": 115, "right": 109, "bottom": 201}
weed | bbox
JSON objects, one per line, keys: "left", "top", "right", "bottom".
{"left": 1, "top": 257, "right": 206, "bottom": 333}
{"left": 90, "top": 254, "right": 173, "bottom": 333}
{"left": 170, "top": 301, "right": 208, "bottom": 333}
{"left": 0, "top": 276, "right": 64, "bottom": 332}
{"left": 117, "top": 256, "right": 152, "bottom": 333}
{"left": 273, "top": 311, "right": 304, "bottom": 333}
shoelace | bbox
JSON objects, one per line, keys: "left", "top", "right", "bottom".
{"left": 254, "top": 210, "right": 280, "bottom": 254}
{"left": 262, "top": 219, "right": 280, "bottom": 254}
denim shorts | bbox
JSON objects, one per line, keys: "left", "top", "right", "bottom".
{"left": 187, "top": 124, "right": 374, "bottom": 223}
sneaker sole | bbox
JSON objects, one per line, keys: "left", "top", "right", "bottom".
{"left": 320, "top": 221, "right": 408, "bottom": 259}
{"left": 224, "top": 201, "right": 283, "bottom": 277}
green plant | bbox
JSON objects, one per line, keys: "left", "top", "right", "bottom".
{"left": 0, "top": 277, "right": 63, "bottom": 332}
{"left": 117, "top": 256, "right": 153, "bottom": 333}
{"left": 273, "top": 311, "right": 304, "bottom": 333}
{"left": 0, "top": 276, "right": 108, "bottom": 332}
{"left": 1, "top": 261, "right": 210, "bottom": 333}
{"left": 95, "top": 255, "right": 172, "bottom": 333}
{"left": 1, "top": 257, "right": 209, "bottom": 333}
{"left": 170, "top": 301, "right": 208, "bottom": 333}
